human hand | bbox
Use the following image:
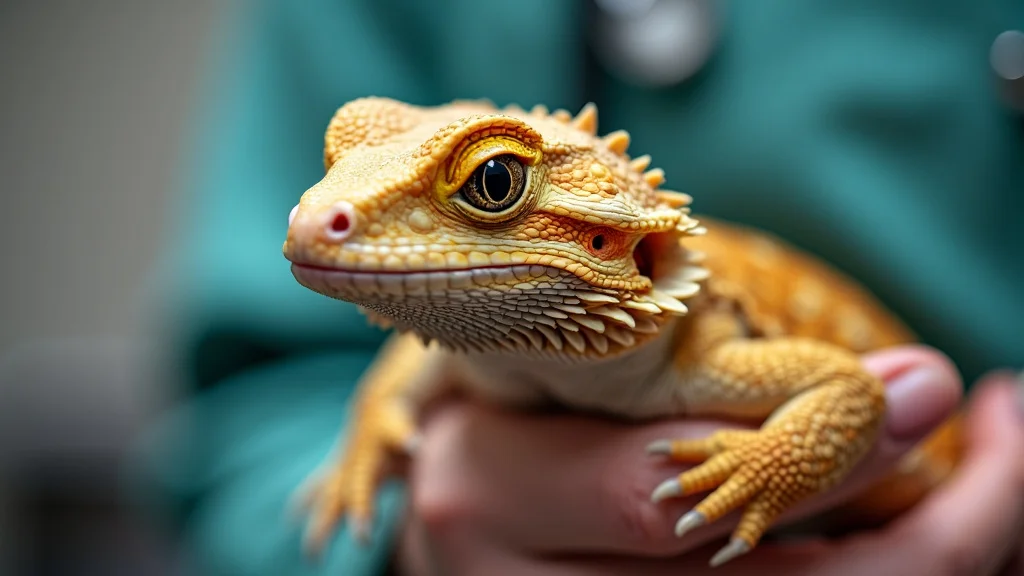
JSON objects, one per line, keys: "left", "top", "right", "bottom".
{"left": 657, "top": 370, "right": 1021, "bottom": 576}
{"left": 394, "top": 347, "right": 1021, "bottom": 575}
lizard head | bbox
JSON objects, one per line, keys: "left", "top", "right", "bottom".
{"left": 283, "top": 97, "right": 707, "bottom": 358}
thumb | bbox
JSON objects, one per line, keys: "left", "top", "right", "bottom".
{"left": 773, "top": 345, "right": 964, "bottom": 525}
{"left": 863, "top": 345, "right": 964, "bottom": 445}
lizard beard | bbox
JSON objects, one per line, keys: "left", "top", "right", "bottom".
{"left": 292, "top": 254, "right": 705, "bottom": 360}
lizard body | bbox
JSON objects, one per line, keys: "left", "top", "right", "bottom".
{"left": 283, "top": 97, "right": 962, "bottom": 566}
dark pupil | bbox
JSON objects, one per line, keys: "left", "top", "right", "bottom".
{"left": 481, "top": 159, "right": 512, "bottom": 202}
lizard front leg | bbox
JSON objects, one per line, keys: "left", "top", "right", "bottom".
{"left": 292, "top": 332, "right": 442, "bottom": 555}
{"left": 649, "top": 327, "right": 887, "bottom": 566}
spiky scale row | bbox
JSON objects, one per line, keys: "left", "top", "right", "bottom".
{"left": 604, "top": 130, "right": 631, "bottom": 154}
{"left": 630, "top": 155, "right": 652, "bottom": 172}
{"left": 572, "top": 102, "right": 599, "bottom": 134}
{"left": 644, "top": 168, "right": 666, "bottom": 188}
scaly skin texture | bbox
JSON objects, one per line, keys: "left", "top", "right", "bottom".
{"left": 282, "top": 97, "right": 962, "bottom": 567}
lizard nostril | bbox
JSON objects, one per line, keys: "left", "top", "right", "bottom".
{"left": 331, "top": 213, "right": 350, "bottom": 233}
{"left": 324, "top": 201, "right": 357, "bottom": 242}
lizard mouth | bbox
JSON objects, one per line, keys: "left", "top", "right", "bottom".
{"left": 290, "top": 261, "right": 592, "bottom": 300}
{"left": 290, "top": 261, "right": 537, "bottom": 277}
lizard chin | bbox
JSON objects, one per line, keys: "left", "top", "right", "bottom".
{"left": 290, "top": 254, "right": 702, "bottom": 359}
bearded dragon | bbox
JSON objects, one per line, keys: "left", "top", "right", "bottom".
{"left": 282, "top": 97, "right": 962, "bottom": 567}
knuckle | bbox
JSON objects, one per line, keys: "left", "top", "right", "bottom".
{"left": 605, "top": 469, "right": 678, "bottom": 555}
{"left": 408, "top": 476, "right": 484, "bottom": 573}
{"left": 410, "top": 475, "right": 473, "bottom": 537}
{"left": 410, "top": 418, "right": 477, "bottom": 536}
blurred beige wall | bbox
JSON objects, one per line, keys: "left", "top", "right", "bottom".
{"left": 0, "top": 2, "right": 217, "bottom": 570}
{"left": 0, "top": 1, "right": 216, "bottom": 355}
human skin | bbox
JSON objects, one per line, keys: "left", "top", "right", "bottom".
{"left": 395, "top": 346, "right": 1024, "bottom": 575}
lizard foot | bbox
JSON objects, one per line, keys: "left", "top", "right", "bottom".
{"left": 647, "top": 427, "right": 842, "bottom": 567}
{"left": 290, "top": 419, "right": 418, "bottom": 558}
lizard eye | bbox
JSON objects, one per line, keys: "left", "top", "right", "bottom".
{"left": 457, "top": 155, "right": 526, "bottom": 213}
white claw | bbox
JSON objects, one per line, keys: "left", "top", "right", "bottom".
{"left": 709, "top": 537, "right": 751, "bottom": 567}
{"left": 650, "top": 478, "right": 682, "bottom": 503}
{"left": 646, "top": 439, "right": 672, "bottom": 455}
{"left": 674, "top": 510, "right": 705, "bottom": 538}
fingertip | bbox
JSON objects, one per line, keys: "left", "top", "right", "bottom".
{"left": 862, "top": 345, "right": 964, "bottom": 442}
{"left": 969, "top": 370, "right": 1021, "bottom": 403}
{"left": 887, "top": 372, "right": 1024, "bottom": 575}
{"left": 963, "top": 372, "right": 1024, "bottom": 450}
{"left": 883, "top": 358, "right": 963, "bottom": 442}
{"left": 862, "top": 345, "right": 961, "bottom": 388}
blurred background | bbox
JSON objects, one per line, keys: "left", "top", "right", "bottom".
{"left": 0, "top": 2, "right": 218, "bottom": 573}
{"left": 1, "top": 1, "right": 1021, "bottom": 575}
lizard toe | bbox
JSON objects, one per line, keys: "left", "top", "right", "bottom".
{"left": 651, "top": 425, "right": 844, "bottom": 565}
{"left": 647, "top": 429, "right": 760, "bottom": 462}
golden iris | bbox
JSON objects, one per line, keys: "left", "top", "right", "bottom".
{"left": 457, "top": 155, "right": 525, "bottom": 213}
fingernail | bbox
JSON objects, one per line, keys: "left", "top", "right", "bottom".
{"left": 886, "top": 365, "right": 953, "bottom": 440}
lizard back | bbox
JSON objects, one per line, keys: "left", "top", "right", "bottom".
{"left": 686, "top": 218, "right": 915, "bottom": 351}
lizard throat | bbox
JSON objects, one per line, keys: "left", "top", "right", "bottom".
{"left": 291, "top": 262, "right": 696, "bottom": 359}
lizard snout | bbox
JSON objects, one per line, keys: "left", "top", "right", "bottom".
{"left": 288, "top": 200, "right": 359, "bottom": 245}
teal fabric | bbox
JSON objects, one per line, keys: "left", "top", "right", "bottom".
{"left": 141, "top": 353, "right": 405, "bottom": 575}
{"left": 141, "top": 1, "right": 1023, "bottom": 574}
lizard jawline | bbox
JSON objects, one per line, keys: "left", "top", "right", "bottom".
{"left": 290, "top": 263, "right": 683, "bottom": 359}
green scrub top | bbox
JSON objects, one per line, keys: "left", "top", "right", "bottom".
{"left": 136, "top": 1, "right": 1023, "bottom": 574}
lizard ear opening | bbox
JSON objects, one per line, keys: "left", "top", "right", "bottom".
{"left": 634, "top": 231, "right": 708, "bottom": 303}
{"left": 633, "top": 236, "right": 655, "bottom": 279}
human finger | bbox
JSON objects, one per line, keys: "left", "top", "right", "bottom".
{"left": 876, "top": 374, "right": 1024, "bottom": 575}
{"left": 408, "top": 346, "right": 961, "bottom": 557}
